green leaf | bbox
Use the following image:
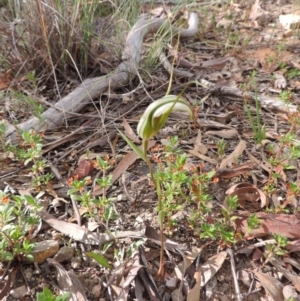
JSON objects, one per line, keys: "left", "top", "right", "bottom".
{"left": 86, "top": 252, "right": 111, "bottom": 269}
{"left": 117, "top": 130, "right": 147, "bottom": 161}
{"left": 36, "top": 288, "right": 54, "bottom": 301}
{"left": 56, "top": 293, "right": 71, "bottom": 301}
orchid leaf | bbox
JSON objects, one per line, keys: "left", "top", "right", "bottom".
{"left": 117, "top": 130, "right": 147, "bottom": 162}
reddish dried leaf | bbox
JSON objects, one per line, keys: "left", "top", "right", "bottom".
{"left": 236, "top": 213, "right": 300, "bottom": 239}
{"left": 0, "top": 70, "right": 12, "bottom": 90}
{"left": 74, "top": 160, "right": 93, "bottom": 179}
{"left": 270, "top": 258, "right": 300, "bottom": 292}
{"left": 215, "top": 163, "right": 256, "bottom": 179}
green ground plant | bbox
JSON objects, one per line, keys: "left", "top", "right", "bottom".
{"left": 280, "top": 90, "right": 293, "bottom": 104}
{"left": 36, "top": 287, "right": 70, "bottom": 301}
{"left": 0, "top": 192, "right": 41, "bottom": 262}
{"left": 16, "top": 130, "right": 53, "bottom": 190}
{"left": 216, "top": 138, "right": 227, "bottom": 157}
{"left": 243, "top": 71, "right": 266, "bottom": 144}
{"left": 264, "top": 233, "right": 288, "bottom": 265}
{"left": 264, "top": 112, "right": 300, "bottom": 199}
{"left": 67, "top": 155, "right": 117, "bottom": 223}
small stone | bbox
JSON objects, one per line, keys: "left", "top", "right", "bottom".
{"left": 24, "top": 269, "right": 33, "bottom": 279}
{"left": 10, "top": 285, "right": 28, "bottom": 299}
{"left": 170, "top": 211, "right": 185, "bottom": 222}
{"left": 165, "top": 276, "right": 177, "bottom": 289}
{"left": 283, "top": 285, "right": 297, "bottom": 300}
{"left": 53, "top": 246, "right": 74, "bottom": 263}
{"left": 29, "top": 240, "right": 59, "bottom": 264}
{"left": 92, "top": 284, "right": 102, "bottom": 298}
{"left": 71, "top": 256, "right": 82, "bottom": 269}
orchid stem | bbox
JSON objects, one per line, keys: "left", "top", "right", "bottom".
{"left": 143, "top": 138, "right": 164, "bottom": 277}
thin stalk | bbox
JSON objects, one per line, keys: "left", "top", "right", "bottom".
{"left": 143, "top": 138, "right": 164, "bottom": 276}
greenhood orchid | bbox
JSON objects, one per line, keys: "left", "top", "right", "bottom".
{"left": 137, "top": 94, "right": 193, "bottom": 141}
{"left": 118, "top": 93, "right": 195, "bottom": 277}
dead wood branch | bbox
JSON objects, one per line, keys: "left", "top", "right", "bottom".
{"left": 5, "top": 12, "right": 199, "bottom": 144}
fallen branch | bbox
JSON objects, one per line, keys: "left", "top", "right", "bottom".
{"left": 5, "top": 12, "right": 199, "bottom": 144}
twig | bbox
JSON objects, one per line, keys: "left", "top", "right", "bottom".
{"left": 227, "top": 248, "right": 243, "bottom": 301}
{"left": 70, "top": 195, "right": 81, "bottom": 227}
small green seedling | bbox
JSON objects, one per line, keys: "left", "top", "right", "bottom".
{"left": 36, "top": 287, "right": 70, "bottom": 301}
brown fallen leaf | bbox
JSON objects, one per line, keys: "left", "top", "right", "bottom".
{"left": 270, "top": 258, "right": 300, "bottom": 292}
{"left": 137, "top": 247, "right": 163, "bottom": 301}
{"left": 215, "top": 162, "right": 256, "bottom": 179}
{"left": 122, "top": 117, "right": 140, "bottom": 143}
{"left": 37, "top": 210, "right": 144, "bottom": 246}
{"left": 73, "top": 159, "right": 94, "bottom": 179}
{"left": 220, "top": 140, "right": 246, "bottom": 169}
{"left": 0, "top": 70, "right": 12, "bottom": 90}
{"left": 236, "top": 212, "right": 300, "bottom": 239}
{"left": 48, "top": 258, "right": 88, "bottom": 301}
{"left": 287, "top": 239, "right": 300, "bottom": 253}
{"left": 205, "top": 129, "right": 238, "bottom": 139}
{"left": 200, "top": 251, "right": 227, "bottom": 287}
{"left": 250, "top": 270, "right": 284, "bottom": 301}
{"left": 93, "top": 140, "right": 155, "bottom": 196}
{"left": 0, "top": 273, "right": 11, "bottom": 300}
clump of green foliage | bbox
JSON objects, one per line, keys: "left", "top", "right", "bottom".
{"left": 36, "top": 287, "right": 70, "bottom": 301}
{"left": 0, "top": 191, "right": 41, "bottom": 262}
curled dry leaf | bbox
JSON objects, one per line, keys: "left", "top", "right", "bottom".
{"left": 226, "top": 182, "right": 268, "bottom": 212}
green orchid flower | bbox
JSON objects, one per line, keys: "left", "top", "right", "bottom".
{"left": 137, "top": 94, "right": 193, "bottom": 141}
{"left": 118, "top": 94, "right": 194, "bottom": 162}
